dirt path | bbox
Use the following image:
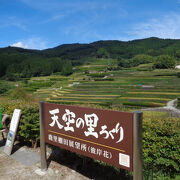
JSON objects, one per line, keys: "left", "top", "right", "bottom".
{"left": 142, "top": 99, "right": 180, "bottom": 117}
{"left": 0, "top": 145, "right": 90, "bottom": 180}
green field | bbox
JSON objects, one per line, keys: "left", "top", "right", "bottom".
{"left": 17, "top": 63, "right": 180, "bottom": 109}
{"left": 1, "top": 57, "right": 179, "bottom": 110}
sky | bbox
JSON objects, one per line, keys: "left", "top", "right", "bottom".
{"left": 0, "top": 0, "right": 180, "bottom": 50}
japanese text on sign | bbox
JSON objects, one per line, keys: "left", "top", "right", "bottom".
{"left": 49, "top": 108, "right": 124, "bottom": 143}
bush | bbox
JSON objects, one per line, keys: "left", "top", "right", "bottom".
{"left": 0, "top": 82, "right": 12, "bottom": 94}
{"left": 19, "top": 105, "right": 40, "bottom": 148}
{"left": 132, "top": 54, "right": 154, "bottom": 66}
{"left": 177, "top": 97, "right": 180, "bottom": 108}
{"left": 7, "top": 87, "right": 32, "bottom": 101}
{"left": 0, "top": 98, "right": 39, "bottom": 148}
{"left": 143, "top": 112, "right": 180, "bottom": 178}
{"left": 177, "top": 72, "right": 180, "bottom": 78}
{"left": 118, "top": 55, "right": 154, "bottom": 68}
{"left": 153, "top": 55, "right": 176, "bottom": 69}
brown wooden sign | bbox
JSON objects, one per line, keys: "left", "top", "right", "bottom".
{"left": 42, "top": 102, "right": 134, "bottom": 171}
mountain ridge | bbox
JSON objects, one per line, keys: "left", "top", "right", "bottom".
{"left": 0, "top": 37, "right": 180, "bottom": 79}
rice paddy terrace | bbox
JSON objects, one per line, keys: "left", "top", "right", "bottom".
{"left": 28, "top": 61, "right": 180, "bottom": 110}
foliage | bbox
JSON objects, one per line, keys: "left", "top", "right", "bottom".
{"left": 177, "top": 97, "right": 180, "bottom": 108}
{"left": 177, "top": 72, "right": 180, "bottom": 78}
{"left": 7, "top": 87, "right": 33, "bottom": 101}
{"left": 153, "top": 55, "right": 176, "bottom": 69}
{"left": 175, "top": 49, "right": 180, "bottom": 58}
{"left": 131, "top": 54, "right": 154, "bottom": 66}
{"left": 1, "top": 37, "right": 180, "bottom": 79}
{"left": 96, "top": 48, "right": 109, "bottom": 58}
{"left": 0, "top": 97, "right": 39, "bottom": 148}
{"left": 143, "top": 112, "right": 180, "bottom": 178}
{"left": 62, "top": 61, "right": 73, "bottom": 76}
{"left": 118, "top": 54, "right": 154, "bottom": 68}
{"left": 0, "top": 82, "right": 12, "bottom": 94}
{"left": 3, "top": 56, "right": 64, "bottom": 79}
{"left": 135, "top": 63, "right": 153, "bottom": 71}
{"left": 23, "top": 81, "right": 54, "bottom": 92}
{"left": 19, "top": 105, "right": 39, "bottom": 148}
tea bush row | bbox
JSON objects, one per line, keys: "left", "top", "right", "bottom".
{"left": 143, "top": 111, "right": 180, "bottom": 178}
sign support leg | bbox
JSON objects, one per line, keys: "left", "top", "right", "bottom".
{"left": 133, "top": 111, "right": 143, "bottom": 180}
{"left": 40, "top": 101, "right": 47, "bottom": 170}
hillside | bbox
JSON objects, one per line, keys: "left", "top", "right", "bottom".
{"left": 37, "top": 37, "right": 180, "bottom": 59}
{"left": 0, "top": 37, "right": 180, "bottom": 79}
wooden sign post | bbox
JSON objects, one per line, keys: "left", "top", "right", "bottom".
{"left": 40, "top": 102, "right": 142, "bottom": 179}
{"left": 4, "top": 109, "right": 21, "bottom": 155}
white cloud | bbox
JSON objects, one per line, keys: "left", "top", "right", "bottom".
{"left": 11, "top": 41, "right": 29, "bottom": 49}
{"left": 128, "top": 13, "right": 180, "bottom": 39}
{"left": 11, "top": 37, "right": 48, "bottom": 50}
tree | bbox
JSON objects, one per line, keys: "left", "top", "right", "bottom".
{"left": 62, "top": 61, "right": 73, "bottom": 76}
{"left": 131, "top": 54, "right": 154, "bottom": 66}
{"left": 175, "top": 50, "right": 180, "bottom": 59}
{"left": 0, "top": 61, "right": 6, "bottom": 77}
{"left": 96, "top": 48, "right": 109, "bottom": 58}
{"left": 153, "top": 55, "right": 176, "bottom": 69}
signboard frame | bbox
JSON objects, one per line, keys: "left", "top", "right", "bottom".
{"left": 40, "top": 101, "right": 142, "bottom": 180}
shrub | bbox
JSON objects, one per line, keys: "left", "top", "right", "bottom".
{"left": 132, "top": 54, "right": 154, "bottom": 66}
{"left": 19, "top": 105, "right": 40, "bottom": 148}
{"left": 153, "top": 55, "right": 176, "bottom": 69}
{"left": 0, "top": 98, "right": 39, "bottom": 148}
{"left": 7, "top": 87, "right": 32, "bottom": 101}
{"left": 143, "top": 112, "right": 180, "bottom": 178}
{"left": 177, "top": 72, "right": 180, "bottom": 78}
{"left": 118, "top": 55, "right": 154, "bottom": 68}
{"left": 0, "top": 82, "right": 12, "bottom": 94}
{"left": 177, "top": 97, "right": 180, "bottom": 108}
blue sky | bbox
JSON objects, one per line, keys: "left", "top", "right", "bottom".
{"left": 0, "top": 0, "right": 180, "bottom": 49}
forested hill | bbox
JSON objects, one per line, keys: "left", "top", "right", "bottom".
{"left": 0, "top": 37, "right": 180, "bottom": 79}
{"left": 42, "top": 37, "right": 180, "bottom": 58}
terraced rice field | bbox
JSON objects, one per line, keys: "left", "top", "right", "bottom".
{"left": 31, "top": 65, "right": 180, "bottom": 109}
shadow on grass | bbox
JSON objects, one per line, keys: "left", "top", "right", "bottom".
{"left": 47, "top": 146, "right": 133, "bottom": 180}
